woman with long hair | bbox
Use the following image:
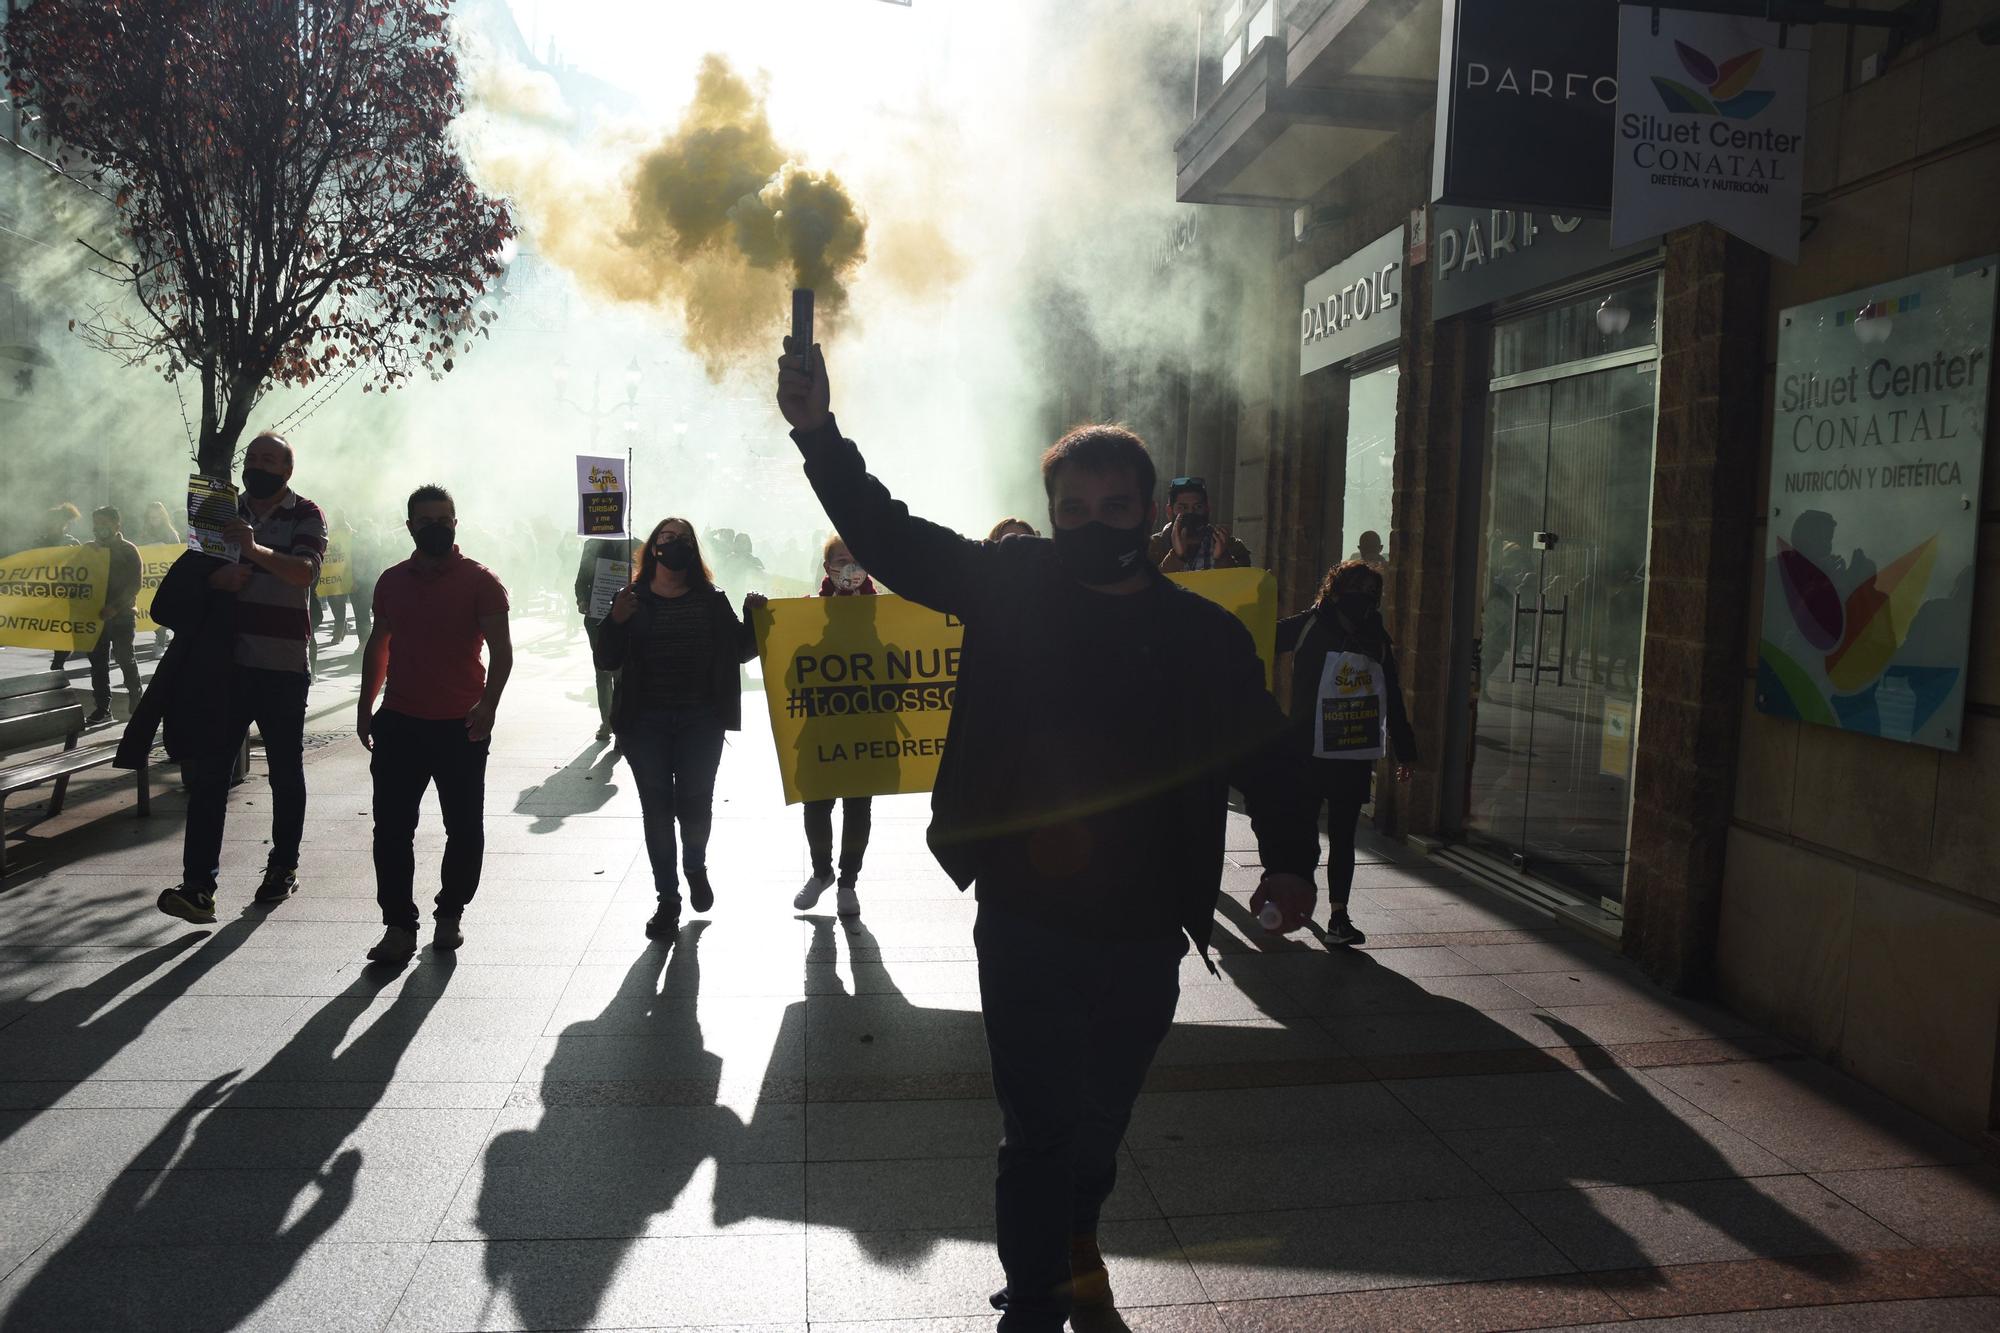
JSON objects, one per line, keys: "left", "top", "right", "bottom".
{"left": 594, "top": 517, "right": 765, "bottom": 942}
{"left": 1275, "top": 559, "right": 1416, "bottom": 947}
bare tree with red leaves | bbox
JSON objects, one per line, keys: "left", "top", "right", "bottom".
{"left": 2, "top": 0, "right": 514, "bottom": 476}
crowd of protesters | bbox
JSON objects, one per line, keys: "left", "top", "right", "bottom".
{"left": 8, "top": 332, "right": 1422, "bottom": 1333}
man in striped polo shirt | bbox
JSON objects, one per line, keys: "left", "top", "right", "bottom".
{"left": 158, "top": 432, "right": 327, "bottom": 924}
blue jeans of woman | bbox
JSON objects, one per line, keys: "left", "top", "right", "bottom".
{"left": 621, "top": 706, "right": 726, "bottom": 909}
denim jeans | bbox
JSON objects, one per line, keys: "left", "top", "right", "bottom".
{"left": 180, "top": 666, "right": 310, "bottom": 891}
{"left": 974, "top": 903, "right": 1185, "bottom": 1332}
{"left": 370, "top": 709, "right": 491, "bottom": 929}
{"left": 621, "top": 706, "right": 726, "bottom": 908}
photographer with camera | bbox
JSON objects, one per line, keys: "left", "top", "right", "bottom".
{"left": 1149, "top": 476, "right": 1251, "bottom": 573}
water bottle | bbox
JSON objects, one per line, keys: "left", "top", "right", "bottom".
{"left": 1257, "top": 900, "right": 1285, "bottom": 932}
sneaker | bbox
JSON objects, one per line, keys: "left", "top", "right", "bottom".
{"left": 595, "top": 724, "right": 612, "bottom": 742}
{"left": 793, "top": 871, "right": 836, "bottom": 911}
{"left": 253, "top": 867, "right": 299, "bottom": 903}
{"left": 1324, "top": 909, "right": 1367, "bottom": 947}
{"left": 645, "top": 907, "right": 679, "bottom": 942}
{"left": 432, "top": 916, "right": 464, "bottom": 951}
{"left": 157, "top": 884, "right": 216, "bottom": 925}
{"left": 687, "top": 869, "right": 714, "bottom": 914}
{"left": 366, "top": 926, "right": 418, "bottom": 963}
{"left": 84, "top": 707, "right": 113, "bottom": 726}
{"left": 835, "top": 879, "right": 860, "bottom": 917}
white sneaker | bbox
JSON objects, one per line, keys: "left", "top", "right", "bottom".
{"left": 794, "top": 872, "right": 836, "bottom": 911}
{"left": 836, "top": 880, "right": 860, "bottom": 917}
{"left": 366, "top": 926, "right": 418, "bottom": 963}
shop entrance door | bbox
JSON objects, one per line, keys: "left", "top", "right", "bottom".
{"left": 1464, "top": 282, "right": 1659, "bottom": 908}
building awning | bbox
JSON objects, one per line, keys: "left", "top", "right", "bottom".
{"left": 1175, "top": 0, "right": 1438, "bottom": 208}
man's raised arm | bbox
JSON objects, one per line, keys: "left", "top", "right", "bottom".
{"left": 776, "top": 338, "right": 996, "bottom": 618}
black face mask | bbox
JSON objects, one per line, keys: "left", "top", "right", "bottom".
{"left": 656, "top": 540, "right": 695, "bottom": 573}
{"left": 412, "top": 522, "right": 454, "bottom": 557}
{"left": 242, "top": 468, "right": 285, "bottom": 500}
{"left": 1334, "top": 591, "right": 1379, "bottom": 620}
{"left": 1051, "top": 520, "right": 1149, "bottom": 586}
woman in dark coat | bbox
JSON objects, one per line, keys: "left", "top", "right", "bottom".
{"left": 594, "top": 517, "right": 765, "bottom": 943}
{"left": 1275, "top": 559, "right": 1416, "bottom": 947}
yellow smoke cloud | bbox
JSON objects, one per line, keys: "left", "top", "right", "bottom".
{"left": 474, "top": 54, "right": 871, "bottom": 378}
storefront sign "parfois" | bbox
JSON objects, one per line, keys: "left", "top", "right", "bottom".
{"left": 1300, "top": 227, "right": 1406, "bottom": 376}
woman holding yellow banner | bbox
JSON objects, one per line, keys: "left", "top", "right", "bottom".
{"left": 792, "top": 535, "right": 878, "bottom": 917}
{"left": 594, "top": 518, "right": 766, "bottom": 944}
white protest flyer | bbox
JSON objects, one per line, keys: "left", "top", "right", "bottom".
{"left": 185, "top": 474, "right": 242, "bottom": 561}
{"left": 589, "top": 557, "right": 627, "bottom": 621}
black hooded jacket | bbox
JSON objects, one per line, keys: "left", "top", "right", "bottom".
{"left": 116, "top": 551, "right": 236, "bottom": 769}
{"left": 792, "top": 415, "right": 1319, "bottom": 958}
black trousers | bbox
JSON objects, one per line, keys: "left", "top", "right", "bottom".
{"left": 370, "top": 709, "right": 491, "bottom": 929}
{"left": 181, "top": 667, "right": 310, "bottom": 891}
{"left": 88, "top": 610, "right": 140, "bottom": 710}
{"left": 975, "top": 903, "right": 1184, "bottom": 1333}
{"left": 1317, "top": 758, "right": 1372, "bottom": 910}
{"left": 802, "top": 796, "right": 872, "bottom": 882}
{"left": 621, "top": 706, "right": 726, "bottom": 908}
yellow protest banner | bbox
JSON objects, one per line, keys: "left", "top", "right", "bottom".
{"left": 316, "top": 532, "right": 353, "bottom": 598}
{"left": 135, "top": 543, "right": 182, "bottom": 633}
{"left": 1, "top": 542, "right": 194, "bottom": 646}
{"left": 757, "top": 568, "right": 1281, "bottom": 805}
{"left": 1170, "top": 568, "right": 1278, "bottom": 687}
{"left": 756, "top": 594, "right": 961, "bottom": 805}
{"left": 0, "top": 545, "right": 108, "bottom": 652}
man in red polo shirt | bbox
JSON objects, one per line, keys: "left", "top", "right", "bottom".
{"left": 356, "top": 484, "right": 513, "bottom": 964}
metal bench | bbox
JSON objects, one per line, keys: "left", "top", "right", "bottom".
{"left": 0, "top": 672, "right": 150, "bottom": 880}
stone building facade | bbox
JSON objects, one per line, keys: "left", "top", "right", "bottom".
{"left": 1176, "top": 0, "right": 2000, "bottom": 1140}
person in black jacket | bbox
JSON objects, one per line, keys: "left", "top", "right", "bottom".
{"left": 116, "top": 550, "right": 235, "bottom": 773}
{"left": 593, "top": 518, "right": 764, "bottom": 942}
{"left": 1275, "top": 559, "right": 1417, "bottom": 947}
{"left": 777, "top": 338, "right": 1320, "bottom": 1333}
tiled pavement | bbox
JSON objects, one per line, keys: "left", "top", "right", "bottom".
{"left": 1, "top": 620, "right": 1996, "bottom": 1331}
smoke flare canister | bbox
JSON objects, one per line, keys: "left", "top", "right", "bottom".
{"left": 792, "top": 288, "right": 814, "bottom": 350}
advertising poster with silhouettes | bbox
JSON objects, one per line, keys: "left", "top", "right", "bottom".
{"left": 1759, "top": 259, "right": 1996, "bottom": 750}
{"left": 1611, "top": 9, "right": 1809, "bottom": 261}
{"left": 759, "top": 569, "right": 1279, "bottom": 803}
{"left": 575, "top": 454, "right": 628, "bottom": 537}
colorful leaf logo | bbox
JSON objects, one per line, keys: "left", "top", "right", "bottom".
{"left": 1675, "top": 40, "right": 1718, "bottom": 85}
{"left": 1656, "top": 43, "right": 1775, "bottom": 119}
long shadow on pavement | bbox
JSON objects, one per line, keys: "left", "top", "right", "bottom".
{"left": 0, "top": 912, "right": 283, "bottom": 1156}
{"left": 473, "top": 921, "right": 748, "bottom": 1331}
{"left": 0, "top": 958, "right": 448, "bottom": 1330}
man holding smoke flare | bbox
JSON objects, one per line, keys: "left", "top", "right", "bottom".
{"left": 777, "top": 332, "right": 1321, "bottom": 1332}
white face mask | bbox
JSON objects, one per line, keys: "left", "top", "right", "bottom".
{"left": 831, "top": 561, "right": 866, "bottom": 590}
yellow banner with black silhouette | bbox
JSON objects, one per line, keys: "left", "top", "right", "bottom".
{"left": 0, "top": 542, "right": 183, "bottom": 651}
{"left": 755, "top": 569, "right": 1278, "bottom": 805}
